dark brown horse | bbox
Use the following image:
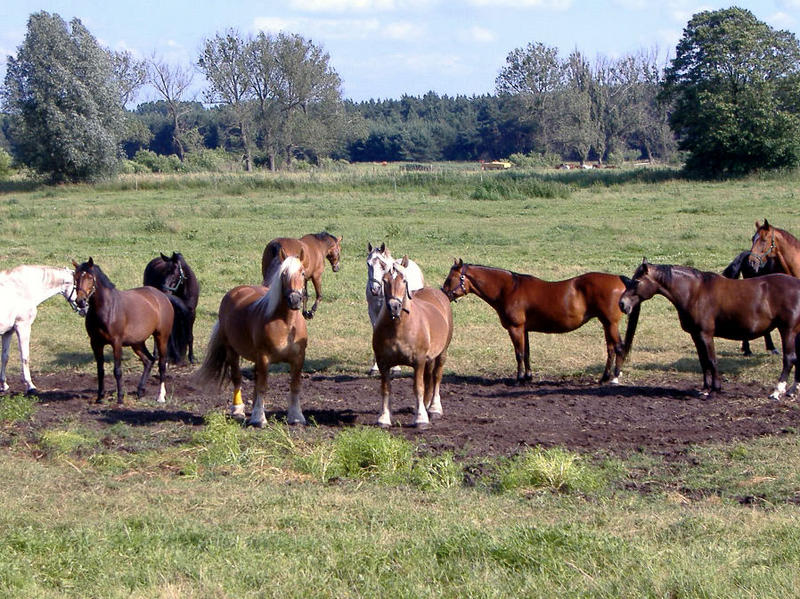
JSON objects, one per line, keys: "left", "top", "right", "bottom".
{"left": 619, "top": 260, "right": 800, "bottom": 398}
{"left": 197, "top": 252, "right": 308, "bottom": 426}
{"left": 143, "top": 252, "right": 200, "bottom": 364}
{"left": 373, "top": 258, "right": 453, "bottom": 428}
{"left": 749, "top": 220, "right": 800, "bottom": 277}
{"left": 261, "top": 232, "right": 342, "bottom": 319}
{"left": 73, "top": 258, "right": 174, "bottom": 404}
{"left": 441, "top": 260, "right": 640, "bottom": 384}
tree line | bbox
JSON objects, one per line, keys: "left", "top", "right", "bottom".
{"left": 1, "top": 8, "right": 799, "bottom": 181}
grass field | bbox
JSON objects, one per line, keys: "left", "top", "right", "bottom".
{"left": 2, "top": 165, "right": 800, "bottom": 597}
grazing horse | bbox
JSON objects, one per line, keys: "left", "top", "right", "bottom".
{"left": 441, "top": 260, "right": 640, "bottom": 384}
{"left": 143, "top": 252, "right": 200, "bottom": 364}
{"left": 619, "top": 260, "right": 800, "bottom": 398}
{"left": 372, "top": 258, "right": 453, "bottom": 428}
{"left": 1, "top": 265, "right": 77, "bottom": 395}
{"left": 365, "top": 242, "right": 425, "bottom": 374}
{"left": 261, "top": 232, "right": 342, "bottom": 319}
{"left": 73, "top": 258, "right": 174, "bottom": 404}
{"left": 722, "top": 249, "right": 783, "bottom": 355}
{"left": 749, "top": 219, "right": 800, "bottom": 277}
{"left": 197, "top": 252, "right": 308, "bottom": 427}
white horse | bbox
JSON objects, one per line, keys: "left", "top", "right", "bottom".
{"left": 366, "top": 243, "right": 425, "bottom": 374}
{"left": 0, "top": 265, "right": 77, "bottom": 394}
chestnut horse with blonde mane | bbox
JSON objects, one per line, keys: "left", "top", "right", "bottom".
{"left": 441, "top": 260, "right": 640, "bottom": 384}
{"left": 372, "top": 258, "right": 453, "bottom": 428}
{"left": 261, "top": 232, "right": 342, "bottom": 319}
{"left": 749, "top": 219, "right": 800, "bottom": 277}
{"left": 198, "top": 252, "right": 308, "bottom": 427}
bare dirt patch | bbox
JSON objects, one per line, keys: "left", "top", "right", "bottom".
{"left": 8, "top": 367, "right": 800, "bottom": 460}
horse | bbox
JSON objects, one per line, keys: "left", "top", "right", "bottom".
{"left": 197, "top": 251, "right": 308, "bottom": 427}
{"left": 365, "top": 242, "right": 425, "bottom": 374}
{"left": 440, "top": 260, "right": 640, "bottom": 385}
{"left": 143, "top": 252, "right": 200, "bottom": 365}
{"left": 619, "top": 260, "right": 800, "bottom": 399}
{"left": 261, "top": 232, "right": 342, "bottom": 319}
{"left": 1, "top": 265, "right": 78, "bottom": 395}
{"left": 372, "top": 258, "right": 453, "bottom": 428}
{"left": 72, "top": 258, "right": 174, "bottom": 404}
{"left": 749, "top": 219, "right": 800, "bottom": 277}
{"left": 722, "top": 249, "right": 783, "bottom": 355}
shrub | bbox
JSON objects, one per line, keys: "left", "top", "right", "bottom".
{"left": 0, "top": 148, "right": 13, "bottom": 180}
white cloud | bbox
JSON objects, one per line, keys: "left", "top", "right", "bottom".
{"left": 464, "top": 26, "right": 495, "bottom": 43}
{"left": 666, "top": 1, "right": 713, "bottom": 25}
{"left": 253, "top": 16, "right": 303, "bottom": 33}
{"left": 611, "top": 0, "right": 648, "bottom": 8}
{"left": 467, "top": 0, "right": 571, "bottom": 8}
{"left": 778, "top": 0, "right": 800, "bottom": 8}
{"left": 289, "top": 0, "right": 434, "bottom": 11}
{"left": 383, "top": 21, "right": 424, "bottom": 40}
{"left": 767, "top": 11, "right": 796, "bottom": 29}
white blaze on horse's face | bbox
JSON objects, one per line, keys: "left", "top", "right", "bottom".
{"left": 367, "top": 250, "right": 392, "bottom": 297}
{"left": 384, "top": 265, "right": 410, "bottom": 319}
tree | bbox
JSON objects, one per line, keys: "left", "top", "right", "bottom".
{"left": 148, "top": 56, "right": 195, "bottom": 161}
{"left": 661, "top": 7, "right": 800, "bottom": 176}
{"left": 1, "top": 12, "right": 125, "bottom": 181}
{"left": 198, "top": 30, "right": 254, "bottom": 171}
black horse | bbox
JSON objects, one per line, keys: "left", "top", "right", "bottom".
{"left": 722, "top": 250, "right": 783, "bottom": 355}
{"left": 143, "top": 252, "right": 200, "bottom": 364}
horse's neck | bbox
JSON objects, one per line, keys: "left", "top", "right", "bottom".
{"left": 467, "top": 266, "right": 513, "bottom": 305}
{"left": 653, "top": 269, "right": 699, "bottom": 310}
{"left": 28, "top": 267, "right": 69, "bottom": 305}
{"left": 775, "top": 230, "right": 800, "bottom": 276}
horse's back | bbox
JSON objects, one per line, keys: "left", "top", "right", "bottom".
{"left": 123, "top": 286, "right": 174, "bottom": 329}
{"left": 262, "top": 238, "right": 311, "bottom": 282}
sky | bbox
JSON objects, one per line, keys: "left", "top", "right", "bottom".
{"left": 1, "top": 0, "right": 799, "bottom": 104}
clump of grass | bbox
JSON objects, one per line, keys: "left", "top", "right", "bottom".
{"left": 497, "top": 447, "right": 603, "bottom": 494}
{"left": 0, "top": 394, "right": 37, "bottom": 424}
{"left": 330, "top": 426, "right": 414, "bottom": 481}
{"left": 39, "top": 430, "right": 97, "bottom": 457}
{"left": 411, "top": 452, "right": 463, "bottom": 490}
{"left": 193, "top": 411, "right": 244, "bottom": 467}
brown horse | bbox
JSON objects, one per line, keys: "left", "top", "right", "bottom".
{"left": 372, "top": 258, "right": 453, "bottom": 428}
{"left": 72, "top": 258, "right": 174, "bottom": 404}
{"left": 441, "top": 260, "right": 640, "bottom": 384}
{"left": 261, "top": 232, "right": 342, "bottom": 319}
{"left": 619, "top": 260, "right": 800, "bottom": 398}
{"left": 749, "top": 220, "right": 800, "bottom": 277}
{"left": 198, "top": 252, "right": 308, "bottom": 426}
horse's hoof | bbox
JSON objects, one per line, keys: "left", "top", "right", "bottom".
{"left": 429, "top": 411, "right": 443, "bottom": 420}
{"left": 377, "top": 421, "right": 391, "bottom": 429}
{"left": 248, "top": 420, "right": 266, "bottom": 429}
{"left": 302, "top": 311, "right": 314, "bottom": 320}
{"left": 287, "top": 418, "right": 307, "bottom": 426}
{"left": 25, "top": 388, "right": 38, "bottom": 397}
{"left": 415, "top": 421, "right": 431, "bottom": 430}
{"left": 771, "top": 349, "right": 780, "bottom": 355}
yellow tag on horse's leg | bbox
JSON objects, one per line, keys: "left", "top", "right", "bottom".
{"left": 232, "top": 388, "right": 243, "bottom": 406}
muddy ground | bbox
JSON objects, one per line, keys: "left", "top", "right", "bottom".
{"left": 8, "top": 367, "right": 800, "bottom": 460}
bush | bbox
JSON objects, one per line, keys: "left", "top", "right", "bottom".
{"left": 508, "top": 151, "right": 562, "bottom": 169}
{"left": 132, "top": 150, "right": 187, "bottom": 173}
{"left": 0, "top": 148, "right": 13, "bottom": 180}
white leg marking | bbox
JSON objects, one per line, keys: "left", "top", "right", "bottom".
{"left": 230, "top": 403, "right": 246, "bottom": 418}
{"left": 770, "top": 381, "right": 788, "bottom": 400}
{"left": 286, "top": 391, "right": 306, "bottom": 425}
{"left": 156, "top": 382, "right": 167, "bottom": 403}
{"left": 249, "top": 394, "right": 266, "bottom": 428}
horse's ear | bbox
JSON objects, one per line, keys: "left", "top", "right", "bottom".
{"left": 160, "top": 252, "right": 169, "bottom": 261}
{"left": 755, "top": 220, "right": 761, "bottom": 229}
{"left": 379, "top": 242, "right": 386, "bottom": 253}
{"left": 456, "top": 258, "right": 463, "bottom": 267}
{"left": 337, "top": 236, "right": 342, "bottom": 243}
{"left": 763, "top": 218, "right": 770, "bottom": 228}
{"left": 170, "top": 252, "right": 179, "bottom": 261}
{"left": 401, "top": 255, "right": 409, "bottom": 268}
{"left": 72, "top": 259, "right": 79, "bottom": 269}
{"left": 367, "top": 242, "right": 373, "bottom": 253}
{"left": 641, "top": 256, "right": 649, "bottom": 265}
{"left": 87, "top": 257, "right": 94, "bottom": 267}
{"left": 279, "top": 247, "right": 287, "bottom": 262}
{"left": 299, "top": 247, "right": 306, "bottom": 262}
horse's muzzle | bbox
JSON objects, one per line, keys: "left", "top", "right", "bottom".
{"left": 618, "top": 297, "right": 633, "bottom": 315}
{"left": 332, "top": 264, "right": 340, "bottom": 273}
{"left": 76, "top": 301, "right": 88, "bottom": 317}
{"left": 387, "top": 298, "right": 404, "bottom": 319}
{"left": 287, "top": 291, "right": 304, "bottom": 310}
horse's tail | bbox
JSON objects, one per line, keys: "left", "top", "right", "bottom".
{"left": 722, "top": 251, "right": 749, "bottom": 279}
{"left": 166, "top": 294, "right": 191, "bottom": 364}
{"left": 195, "top": 321, "right": 229, "bottom": 388}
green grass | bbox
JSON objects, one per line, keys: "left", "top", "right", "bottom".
{"left": 3, "top": 165, "right": 800, "bottom": 596}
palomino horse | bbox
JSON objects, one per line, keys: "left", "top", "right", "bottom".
{"left": 1, "top": 265, "right": 77, "bottom": 394}
{"left": 722, "top": 248, "right": 783, "bottom": 355}
{"left": 372, "top": 258, "right": 453, "bottom": 428}
{"left": 261, "top": 232, "right": 342, "bottom": 319}
{"left": 441, "top": 260, "right": 640, "bottom": 384}
{"left": 619, "top": 260, "right": 800, "bottom": 398}
{"left": 198, "top": 252, "right": 308, "bottom": 427}
{"left": 73, "top": 258, "right": 174, "bottom": 404}
{"left": 143, "top": 252, "right": 200, "bottom": 364}
{"left": 749, "top": 220, "right": 800, "bottom": 277}
{"left": 365, "top": 242, "right": 425, "bottom": 374}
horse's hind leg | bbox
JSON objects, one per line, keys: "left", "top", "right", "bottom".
{"left": 1, "top": 330, "right": 12, "bottom": 393}
{"left": 507, "top": 325, "right": 527, "bottom": 384}
{"left": 111, "top": 343, "right": 126, "bottom": 404}
{"left": 770, "top": 330, "right": 797, "bottom": 399}
{"left": 249, "top": 354, "right": 269, "bottom": 428}
{"left": 228, "top": 349, "right": 245, "bottom": 420}
{"left": 602, "top": 320, "right": 624, "bottom": 384}
{"left": 286, "top": 351, "right": 306, "bottom": 426}
{"left": 153, "top": 332, "right": 169, "bottom": 403}
{"left": 412, "top": 362, "right": 430, "bottom": 429}
{"left": 427, "top": 354, "right": 446, "bottom": 419}
{"left": 131, "top": 342, "right": 155, "bottom": 400}
{"left": 14, "top": 321, "right": 36, "bottom": 394}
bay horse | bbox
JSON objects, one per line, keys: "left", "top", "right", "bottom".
{"left": 1, "top": 265, "right": 77, "bottom": 395}
{"left": 441, "top": 260, "right": 640, "bottom": 384}
{"left": 73, "top": 258, "right": 174, "bottom": 404}
{"left": 722, "top": 249, "right": 783, "bottom": 355}
{"left": 261, "top": 232, "right": 342, "bottom": 319}
{"left": 143, "top": 252, "right": 200, "bottom": 364}
{"left": 365, "top": 242, "right": 425, "bottom": 374}
{"left": 619, "top": 260, "right": 800, "bottom": 398}
{"left": 373, "top": 258, "right": 453, "bottom": 428}
{"left": 197, "top": 251, "right": 308, "bottom": 427}
{"left": 749, "top": 219, "right": 800, "bottom": 277}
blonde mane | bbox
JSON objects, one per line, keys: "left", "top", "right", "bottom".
{"left": 255, "top": 256, "right": 303, "bottom": 320}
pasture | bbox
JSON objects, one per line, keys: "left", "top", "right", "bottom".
{"left": 2, "top": 165, "right": 800, "bottom": 597}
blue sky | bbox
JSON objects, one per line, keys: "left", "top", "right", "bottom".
{"left": 2, "top": 1, "right": 799, "bottom": 103}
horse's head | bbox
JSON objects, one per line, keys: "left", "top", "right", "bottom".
{"left": 619, "top": 258, "right": 658, "bottom": 314}
{"left": 367, "top": 242, "right": 392, "bottom": 297}
{"left": 383, "top": 256, "right": 412, "bottom": 320}
{"left": 279, "top": 248, "right": 306, "bottom": 311}
{"left": 71, "top": 258, "right": 97, "bottom": 317}
{"left": 440, "top": 258, "right": 468, "bottom": 302}
{"left": 326, "top": 235, "right": 343, "bottom": 272}
{"left": 159, "top": 252, "right": 186, "bottom": 294}
{"left": 748, "top": 219, "right": 776, "bottom": 272}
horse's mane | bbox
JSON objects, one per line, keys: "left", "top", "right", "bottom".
{"left": 311, "top": 231, "right": 337, "bottom": 244}
{"left": 255, "top": 256, "right": 303, "bottom": 320}
{"left": 647, "top": 263, "right": 714, "bottom": 285}
{"left": 771, "top": 224, "right": 800, "bottom": 250}
{"left": 81, "top": 263, "right": 116, "bottom": 289}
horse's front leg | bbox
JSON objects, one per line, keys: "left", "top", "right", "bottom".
{"left": 303, "top": 276, "right": 322, "bottom": 320}
{"left": 187, "top": 310, "right": 197, "bottom": 364}
{"left": 14, "top": 320, "right": 37, "bottom": 394}
{"left": 1, "top": 330, "right": 12, "bottom": 393}
{"left": 377, "top": 363, "right": 393, "bottom": 428}
{"left": 770, "top": 330, "right": 797, "bottom": 399}
{"left": 228, "top": 350, "right": 245, "bottom": 421}
{"left": 249, "top": 354, "right": 269, "bottom": 428}
{"left": 523, "top": 330, "right": 532, "bottom": 382}
{"left": 412, "top": 361, "right": 430, "bottom": 429}
{"left": 507, "top": 325, "right": 526, "bottom": 384}
{"left": 90, "top": 338, "right": 106, "bottom": 403}
{"left": 286, "top": 350, "right": 306, "bottom": 426}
